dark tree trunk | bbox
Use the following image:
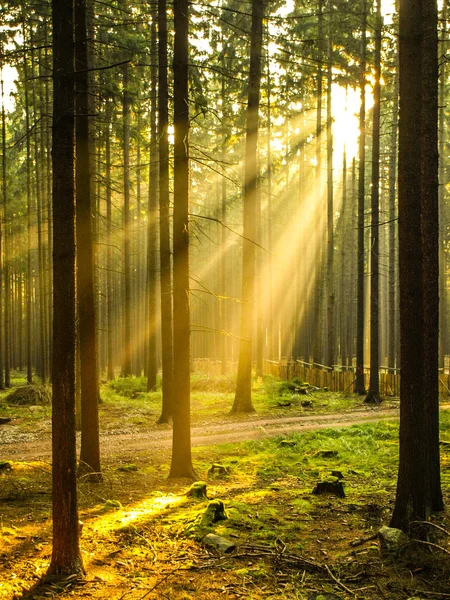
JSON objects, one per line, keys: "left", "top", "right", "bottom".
{"left": 122, "top": 64, "right": 132, "bottom": 377}
{"left": 157, "top": 0, "right": 173, "bottom": 424}
{"left": 326, "top": 35, "right": 334, "bottom": 369}
{"left": 23, "top": 23, "right": 33, "bottom": 385}
{"left": 421, "top": 0, "right": 443, "bottom": 513}
{"left": 231, "top": 0, "right": 264, "bottom": 414}
{"left": 147, "top": 13, "right": 159, "bottom": 392}
{"left": 364, "top": 0, "right": 382, "bottom": 405}
{"left": 169, "top": 0, "right": 196, "bottom": 479}
{"left": 1, "top": 66, "right": 10, "bottom": 389}
{"left": 105, "top": 100, "right": 114, "bottom": 381}
{"left": 47, "top": 0, "right": 83, "bottom": 577}
{"left": 75, "top": 0, "right": 101, "bottom": 481}
{"left": 354, "top": 0, "right": 367, "bottom": 395}
{"left": 391, "top": 0, "right": 442, "bottom": 532}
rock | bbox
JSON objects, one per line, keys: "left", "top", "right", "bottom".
{"left": 301, "top": 400, "right": 313, "bottom": 407}
{"left": 312, "top": 479, "right": 345, "bottom": 498}
{"left": 186, "top": 481, "right": 208, "bottom": 499}
{"left": 202, "top": 533, "right": 236, "bottom": 554}
{"left": 378, "top": 526, "right": 408, "bottom": 557}
{"left": 0, "top": 461, "right": 12, "bottom": 472}
{"left": 0, "top": 417, "right": 12, "bottom": 425}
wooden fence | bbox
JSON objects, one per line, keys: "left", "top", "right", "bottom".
{"left": 192, "top": 358, "right": 450, "bottom": 398}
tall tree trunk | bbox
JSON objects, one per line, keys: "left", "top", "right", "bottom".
{"left": 388, "top": 34, "right": 399, "bottom": 373}
{"left": 326, "top": 33, "right": 334, "bottom": 369}
{"left": 1, "top": 61, "right": 10, "bottom": 389}
{"left": 147, "top": 13, "right": 159, "bottom": 392}
{"left": 169, "top": 0, "right": 196, "bottom": 479}
{"left": 23, "top": 22, "right": 33, "bottom": 385}
{"left": 365, "top": 0, "right": 382, "bottom": 404}
{"left": 75, "top": 0, "right": 101, "bottom": 481}
{"left": 231, "top": 0, "right": 264, "bottom": 414}
{"left": 422, "top": 0, "right": 443, "bottom": 513}
{"left": 157, "top": 0, "right": 173, "bottom": 424}
{"left": 391, "top": 0, "right": 442, "bottom": 533}
{"left": 105, "top": 101, "right": 114, "bottom": 381}
{"left": 354, "top": 0, "right": 367, "bottom": 394}
{"left": 47, "top": 0, "right": 83, "bottom": 577}
{"left": 438, "top": 0, "right": 447, "bottom": 371}
{"left": 122, "top": 64, "right": 132, "bottom": 377}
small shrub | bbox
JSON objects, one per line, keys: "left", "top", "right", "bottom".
{"left": 107, "top": 376, "right": 148, "bottom": 398}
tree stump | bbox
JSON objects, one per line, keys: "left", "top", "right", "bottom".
{"left": 186, "top": 481, "right": 208, "bottom": 499}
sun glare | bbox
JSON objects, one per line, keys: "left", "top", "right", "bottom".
{"left": 331, "top": 84, "right": 360, "bottom": 165}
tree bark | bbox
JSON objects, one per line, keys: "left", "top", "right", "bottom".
{"left": 231, "top": 0, "right": 264, "bottom": 414}
{"left": 354, "top": 0, "right": 367, "bottom": 395}
{"left": 157, "top": 0, "right": 173, "bottom": 424}
{"left": 47, "top": 0, "right": 83, "bottom": 577}
{"left": 75, "top": 0, "right": 101, "bottom": 481}
{"left": 364, "top": 0, "right": 382, "bottom": 404}
{"left": 169, "top": 0, "right": 196, "bottom": 479}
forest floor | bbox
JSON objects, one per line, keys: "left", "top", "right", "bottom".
{"left": 1, "top": 374, "right": 450, "bottom": 599}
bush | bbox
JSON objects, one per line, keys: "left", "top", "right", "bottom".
{"left": 107, "top": 376, "right": 149, "bottom": 398}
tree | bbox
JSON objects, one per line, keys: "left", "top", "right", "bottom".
{"left": 231, "top": 0, "right": 264, "bottom": 414}
{"left": 391, "top": 0, "right": 442, "bottom": 532}
{"left": 47, "top": 0, "right": 83, "bottom": 577}
{"left": 364, "top": 0, "right": 382, "bottom": 405}
{"left": 354, "top": 0, "right": 367, "bottom": 395}
{"left": 157, "top": 0, "right": 174, "bottom": 424}
{"left": 75, "top": 0, "right": 101, "bottom": 481}
{"left": 169, "top": 0, "right": 196, "bottom": 479}
{"left": 146, "top": 10, "right": 158, "bottom": 392}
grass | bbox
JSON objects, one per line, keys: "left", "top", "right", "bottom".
{"left": 2, "top": 371, "right": 450, "bottom": 598}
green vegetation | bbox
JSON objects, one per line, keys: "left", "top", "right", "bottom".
{"left": 1, "top": 373, "right": 450, "bottom": 598}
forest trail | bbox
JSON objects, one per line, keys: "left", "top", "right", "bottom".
{"left": 1, "top": 405, "right": 404, "bottom": 464}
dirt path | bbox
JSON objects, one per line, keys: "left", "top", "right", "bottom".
{"left": 1, "top": 406, "right": 400, "bottom": 463}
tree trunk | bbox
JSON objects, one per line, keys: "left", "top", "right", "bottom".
{"left": 47, "top": 0, "right": 83, "bottom": 577}
{"left": 421, "top": 0, "right": 443, "bottom": 513}
{"left": 326, "top": 34, "right": 334, "bottom": 369}
{"left": 364, "top": 0, "right": 382, "bottom": 405}
{"left": 231, "top": 0, "right": 264, "bottom": 414}
{"left": 157, "top": 0, "right": 173, "bottom": 424}
{"left": 75, "top": 0, "right": 101, "bottom": 481}
{"left": 147, "top": 12, "right": 159, "bottom": 392}
{"left": 1, "top": 62, "right": 10, "bottom": 389}
{"left": 121, "top": 64, "right": 132, "bottom": 377}
{"left": 354, "top": 0, "right": 367, "bottom": 395}
{"left": 391, "top": 0, "right": 441, "bottom": 533}
{"left": 169, "top": 0, "right": 196, "bottom": 479}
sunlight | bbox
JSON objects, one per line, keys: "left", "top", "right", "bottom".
{"left": 90, "top": 494, "right": 183, "bottom": 535}
{"left": 1, "top": 64, "right": 17, "bottom": 113}
{"left": 331, "top": 84, "right": 360, "bottom": 165}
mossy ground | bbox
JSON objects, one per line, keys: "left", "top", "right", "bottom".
{"left": 1, "top": 373, "right": 450, "bottom": 599}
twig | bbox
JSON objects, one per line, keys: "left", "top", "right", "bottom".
{"left": 409, "top": 520, "right": 450, "bottom": 537}
{"left": 325, "top": 564, "right": 354, "bottom": 595}
{"left": 401, "top": 539, "right": 450, "bottom": 557}
{"left": 349, "top": 533, "right": 378, "bottom": 547}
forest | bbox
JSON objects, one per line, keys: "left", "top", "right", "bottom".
{"left": 0, "top": 0, "right": 450, "bottom": 598}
